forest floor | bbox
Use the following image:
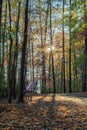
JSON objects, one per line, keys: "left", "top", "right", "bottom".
{"left": 0, "top": 92, "right": 87, "bottom": 130}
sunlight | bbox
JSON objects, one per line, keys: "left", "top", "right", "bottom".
{"left": 47, "top": 47, "right": 51, "bottom": 52}
{"left": 42, "top": 94, "right": 53, "bottom": 101}
{"left": 46, "top": 45, "right": 55, "bottom": 52}
{"left": 51, "top": 45, "right": 55, "bottom": 51}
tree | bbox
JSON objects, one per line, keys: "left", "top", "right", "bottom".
{"left": 62, "top": 0, "right": 66, "bottom": 93}
{"left": 1, "top": 1, "right": 7, "bottom": 73}
{"left": 50, "top": 0, "right": 56, "bottom": 93}
{"left": 8, "top": 0, "right": 13, "bottom": 103}
{"left": 18, "top": 0, "right": 29, "bottom": 102}
{"left": 0, "top": 0, "right": 3, "bottom": 70}
{"left": 82, "top": 1, "right": 87, "bottom": 91}
{"left": 69, "top": 0, "right": 72, "bottom": 93}
{"left": 12, "top": 1, "right": 21, "bottom": 98}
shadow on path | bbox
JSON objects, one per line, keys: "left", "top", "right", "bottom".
{"left": 0, "top": 94, "right": 87, "bottom": 129}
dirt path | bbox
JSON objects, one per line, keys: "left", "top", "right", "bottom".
{"left": 0, "top": 93, "right": 87, "bottom": 130}
{"left": 58, "top": 92, "right": 87, "bottom": 106}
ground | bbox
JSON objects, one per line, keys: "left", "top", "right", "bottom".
{"left": 0, "top": 92, "right": 87, "bottom": 130}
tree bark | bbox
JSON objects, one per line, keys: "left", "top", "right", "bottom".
{"left": 18, "top": 0, "right": 29, "bottom": 102}
{"left": 2, "top": 2, "right": 7, "bottom": 73}
{"left": 0, "top": 0, "right": 3, "bottom": 70}
{"left": 82, "top": 2, "right": 87, "bottom": 91}
{"left": 69, "top": 0, "right": 72, "bottom": 93}
{"left": 8, "top": 0, "right": 13, "bottom": 103}
{"left": 12, "top": 2, "right": 20, "bottom": 99}
{"left": 50, "top": 0, "right": 56, "bottom": 93}
{"left": 62, "top": 0, "right": 66, "bottom": 93}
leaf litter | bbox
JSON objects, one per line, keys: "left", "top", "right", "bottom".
{"left": 0, "top": 93, "right": 87, "bottom": 130}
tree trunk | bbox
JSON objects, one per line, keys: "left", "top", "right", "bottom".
{"left": 18, "top": 0, "right": 29, "bottom": 102}
{"left": 61, "top": 58, "right": 63, "bottom": 93}
{"left": 50, "top": 0, "right": 56, "bottom": 93}
{"left": 82, "top": 36, "right": 87, "bottom": 91}
{"left": 32, "top": 42, "right": 34, "bottom": 82}
{"left": 82, "top": 2, "right": 87, "bottom": 91}
{"left": 44, "top": 0, "right": 50, "bottom": 91}
{"left": 62, "top": 0, "right": 66, "bottom": 93}
{"left": 8, "top": 0, "right": 13, "bottom": 103}
{"left": 69, "top": 0, "right": 72, "bottom": 93}
{"left": 48, "top": 53, "right": 51, "bottom": 93}
{"left": 12, "top": 2, "right": 20, "bottom": 99}
{"left": 38, "top": 0, "right": 45, "bottom": 93}
{"left": 2, "top": 2, "right": 7, "bottom": 73}
{"left": 0, "top": 0, "right": 3, "bottom": 70}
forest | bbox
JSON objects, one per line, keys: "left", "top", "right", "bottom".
{"left": 0, "top": 0, "right": 87, "bottom": 129}
{"left": 0, "top": 0, "right": 87, "bottom": 102}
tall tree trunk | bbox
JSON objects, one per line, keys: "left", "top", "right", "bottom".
{"left": 18, "top": 0, "right": 29, "bottom": 102}
{"left": 38, "top": 0, "right": 45, "bottom": 92}
{"left": 69, "top": 0, "right": 72, "bottom": 93}
{"left": 0, "top": 0, "right": 3, "bottom": 70}
{"left": 12, "top": 1, "right": 20, "bottom": 99}
{"left": 82, "top": 2, "right": 87, "bottom": 91}
{"left": 84, "top": 35, "right": 87, "bottom": 90}
{"left": 2, "top": 2, "right": 7, "bottom": 73}
{"left": 25, "top": 0, "right": 31, "bottom": 82}
{"left": 8, "top": 0, "right": 13, "bottom": 103}
{"left": 62, "top": 0, "right": 66, "bottom": 93}
{"left": 50, "top": 0, "right": 56, "bottom": 93}
{"left": 82, "top": 35, "right": 87, "bottom": 91}
{"left": 43, "top": 0, "right": 50, "bottom": 93}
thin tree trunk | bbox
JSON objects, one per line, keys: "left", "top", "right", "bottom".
{"left": 69, "top": 0, "right": 72, "bottom": 93}
{"left": 62, "top": 0, "right": 66, "bottom": 93}
{"left": 12, "top": 2, "right": 20, "bottom": 99}
{"left": 18, "top": 0, "right": 29, "bottom": 102}
{"left": 50, "top": 0, "right": 56, "bottom": 93}
{"left": 74, "top": 53, "right": 77, "bottom": 92}
{"left": 32, "top": 42, "right": 34, "bottom": 82}
{"left": 61, "top": 58, "right": 63, "bottom": 93}
{"left": 2, "top": 2, "right": 7, "bottom": 73}
{"left": 0, "top": 0, "right": 3, "bottom": 70}
{"left": 48, "top": 53, "right": 51, "bottom": 93}
{"left": 8, "top": 0, "right": 13, "bottom": 103}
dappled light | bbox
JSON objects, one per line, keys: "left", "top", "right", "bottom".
{"left": 0, "top": 94, "right": 87, "bottom": 129}
{"left": 0, "top": 0, "right": 87, "bottom": 129}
